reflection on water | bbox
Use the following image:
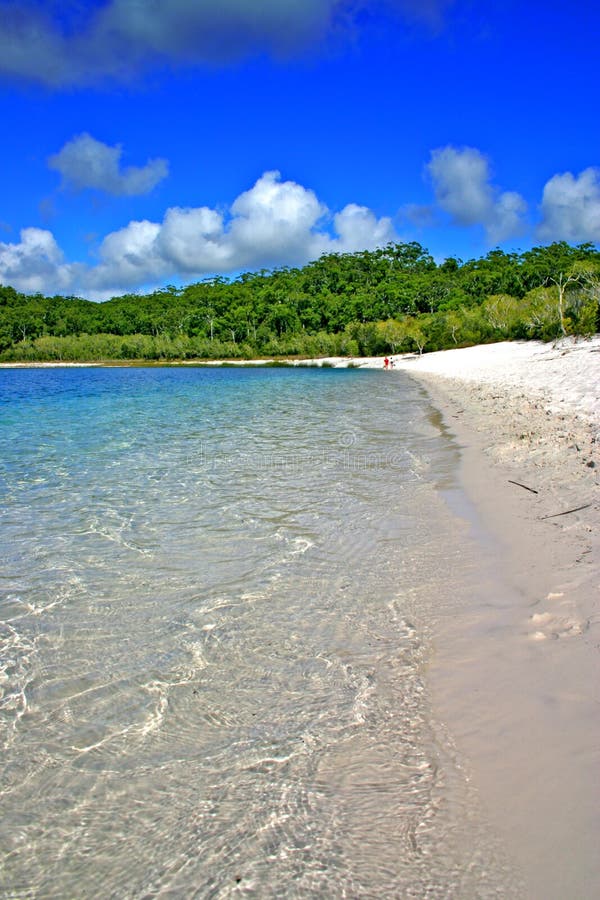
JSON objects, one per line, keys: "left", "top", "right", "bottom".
{"left": 0, "top": 367, "right": 521, "bottom": 898}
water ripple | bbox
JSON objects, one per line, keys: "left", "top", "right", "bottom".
{"left": 0, "top": 367, "right": 522, "bottom": 898}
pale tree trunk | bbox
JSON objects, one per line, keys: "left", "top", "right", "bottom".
{"left": 548, "top": 272, "right": 580, "bottom": 337}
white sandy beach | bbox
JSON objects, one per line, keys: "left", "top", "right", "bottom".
{"left": 299, "top": 337, "right": 600, "bottom": 896}
{"left": 386, "top": 338, "right": 599, "bottom": 899}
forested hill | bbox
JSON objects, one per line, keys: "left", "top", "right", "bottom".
{"left": 1, "top": 241, "right": 599, "bottom": 362}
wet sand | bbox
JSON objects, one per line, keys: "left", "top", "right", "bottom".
{"left": 394, "top": 338, "right": 600, "bottom": 899}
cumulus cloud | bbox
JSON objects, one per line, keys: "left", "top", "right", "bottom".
{"left": 427, "top": 146, "right": 527, "bottom": 243}
{"left": 0, "top": 0, "right": 453, "bottom": 86}
{"left": 537, "top": 167, "right": 600, "bottom": 243}
{"left": 0, "top": 171, "right": 397, "bottom": 298}
{"left": 228, "top": 170, "right": 328, "bottom": 266}
{"left": 89, "top": 220, "right": 164, "bottom": 291}
{"left": 0, "top": 227, "right": 74, "bottom": 294}
{"left": 157, "top": 207, "right": 228, "bottom": 271}
{"left": 48, "top": 133, "right": 168, "bottom": 196}
{"left": 332, "top": 204, "right": 395, "bottom": 251}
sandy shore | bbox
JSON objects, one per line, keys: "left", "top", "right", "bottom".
{"left": 390, "top": 338, "right": 599, "bottom": 639}
{"left": 296, "top": 338, "right": 600, "bottom": 895}
{"left": 389, "top": 338, "right": 599, "bottom": 899}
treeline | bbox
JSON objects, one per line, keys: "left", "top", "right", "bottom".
{"left": 1, "top": 241, "right": 598, "bottom": 362}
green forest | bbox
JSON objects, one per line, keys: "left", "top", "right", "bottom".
{"left": 1, "top": 241, "right": 598, "bottom": 362}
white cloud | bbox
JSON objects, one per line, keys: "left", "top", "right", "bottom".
{"left": 157, "top": 207, "right": 227, "bottom": 270}
{"left": 0, "top": 0, "right": 452, "bottom": 86}
{"left": 48, "top": 133, "right": 168, "bottom": 196}
{"left": 427, "top": 145, "right": 527, "bottom": 243}
{"left": 89, "top": 220, "right": 164, "bottom": 291}
{"left": 491, "top": 190, "right": 528, "bottom": 243}
{"left": 332, "top": 204, "right": 395, "bottom": 251}
{"left": 0, "top": 227, "right": 73, "bottom": 294}
{"left": 228, "top": 170, "right": 328, "bottom": 266}
{"left": 537, "top": 168, "right": 600, "bottom": 243}
{"left": 0, "top": 171, "right": 397, "bottom": 299}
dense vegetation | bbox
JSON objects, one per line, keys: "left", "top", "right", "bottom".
{"left": 1, "top": 241, "right": 598, "bottom": 362}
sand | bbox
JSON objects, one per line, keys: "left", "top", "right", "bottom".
{"left": 386, "top": 338, "right": 600, "bottom": 899}
{"left": 388, "top": 338, "right": 599, "bottom": 641}
{"left": 298, "top": 338, "right": 599, "bottom": 895}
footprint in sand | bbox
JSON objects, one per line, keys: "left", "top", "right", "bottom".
{"left": 527, "top": 592, "right": 588, "bottom": 640}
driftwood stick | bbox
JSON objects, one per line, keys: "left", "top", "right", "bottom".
{"left": 508, "top": 479, "right": 539, "bottom": 494}
{"left": 539, "top": 503, "right": 592, "bottom": 520}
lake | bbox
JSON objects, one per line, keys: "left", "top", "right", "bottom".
{"left": 0, "top": 366, "right": 521, "bottom": 898}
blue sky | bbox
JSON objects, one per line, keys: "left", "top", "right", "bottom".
{"left": 0, "top": 0, "right": 599, "bottom": 299}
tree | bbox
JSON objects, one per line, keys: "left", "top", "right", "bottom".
{"left": 519, "top": 287, "right": 561, "bottom": 339}
{"left": 545, "top": 272, "right": 582, "bottom": 337}
{"left": 400, "top": 316, "right": 430, "bottom": 355}
{"left": 0, "top": 242, "right": 597, "bottom": 363}
{"left": 266, "top": 302, "right": 300, "bottom": 337}
{"left": 376, "top": 319, "right": 406, "bottom": 353}
{"left": 482, "top": 294, "right": 521, "bottom": 335}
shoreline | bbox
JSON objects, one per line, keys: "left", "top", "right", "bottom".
{"left": 397, "top": 339, "right": 599, "bottom": 898}
{"left": 0, "top": 334, "right": 599, "bottom": 387}
{"left": 0, "top": 353, "right": 404, "bottom": 369}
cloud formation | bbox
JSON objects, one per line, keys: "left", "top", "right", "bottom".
{"left": 3, "top": 151, "right": 596, "bottom": 302}
{"left": 537, "top": 167, "right": 600, "bottom": 243}
{"left": 48, "top": 133, "right": 169, "bottom": 196}
{"left": 427, "top": 146, "right": 527, "bottom": 243}
{"left": 0, "top": 228, "right": 73, "bottom": 294}
{"left": 0, "top": 0, "right": 453, "bottom": 86}
{"left": 0, "top": 171, "right": 396, "bottom": 298}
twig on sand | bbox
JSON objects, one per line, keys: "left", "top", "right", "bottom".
{"left": 508, "top": 479, "right": 538, "bottom": 494}
{"left": 539, "top": 503, "right": 592, "bottom": 520}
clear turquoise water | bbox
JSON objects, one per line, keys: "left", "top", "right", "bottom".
{"left": 0, "top": 366, "right": 520, "bottom": 898}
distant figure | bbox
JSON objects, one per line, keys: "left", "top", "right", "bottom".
{"left": 384, "top": 357, "right": 389, "bottom": 369}
{"left": 389, "top": 357, "right": 394, "bottom": 369}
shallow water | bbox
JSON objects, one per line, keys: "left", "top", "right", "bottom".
{"left": 0, "top": 367, "right": 521, "bottom": 898}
